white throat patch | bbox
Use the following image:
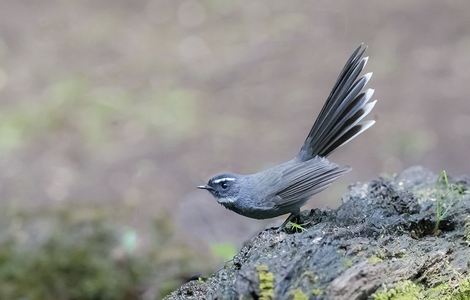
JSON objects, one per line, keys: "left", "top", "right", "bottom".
{"left": 217, "top": 197, "right": 237, "bottom": 204}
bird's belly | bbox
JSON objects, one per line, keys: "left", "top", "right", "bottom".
{"left": 231, "top": 205, "right": 294, "bottom": 220}
{"left": 220, "top": 195, "right": 307, "bottom": 219}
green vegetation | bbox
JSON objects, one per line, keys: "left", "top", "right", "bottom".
{"left": 372, "top": 277, "right": 470, "bottom": 300}
{"left": 433, "top": 170, "right": 467, "bottom": 234}
{"left": 0, "top": 207, "right": 211, "bottom": 299}
{"left": 286, "top": 221, "right": 307, "bottom": 233}
{"left": 373, "top": 281, "right": 423, "bottom": 300}
{"left": 311, "top": 288, "right": 323, "bottom": 296}
{"left": 257, "top": 264, "right": 275, "bottom": 300}
{"left": 290, "top": 288, "right": 308, "bottom": 300}
{"left": 415, "top": 170, "right": 468, "bottom": 235}
{"left": 368, "top": 255, "right": 384, "bottom": 265}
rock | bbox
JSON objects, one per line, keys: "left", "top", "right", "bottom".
{"left": 166, "top": 167, "right": 470, "bottom": 299}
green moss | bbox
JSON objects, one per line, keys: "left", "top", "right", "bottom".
{"left": 452, "top": 278, "right": 470, "bottom": 300}
{"left": 373, "top": 277, "right": 470, "bottom": 300}
{"left": 290, "top": 288, "right": 308, "bottom": 300}
{"left": 372, "top": 281, "right": 423, "bottom": 300}
{"left": 424, "top": 279, "right": 470, "bottom": 300}
{"left": 311, "top": 288, "right": 323, "bottom": 296}
{"left": 427, "top": 282, "right": 450, "bottom": 298}
{"left": 257, "top": 265, "right": 274, "bottom": 300}
{"left": 430, "top": 278, "right": 470, "bottom": 300}
{"left": 368, "top": 255, "right": 384, "bottom": 265}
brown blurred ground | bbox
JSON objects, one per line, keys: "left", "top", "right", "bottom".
{"left": 0, "top": 0, "right": 469, "bottom": 263}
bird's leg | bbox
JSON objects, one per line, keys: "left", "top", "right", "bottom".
{"left": 280, "top": 213, "right": 297, "bottom": 228}
{"left": 278, "top": 209, "right": 306, "bottom": 233}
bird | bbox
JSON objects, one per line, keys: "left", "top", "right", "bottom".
{"left": 198, "top": 44, "right": 377, "bottom": 226}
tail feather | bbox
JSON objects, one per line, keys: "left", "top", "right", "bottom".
{"left": 313, "top": 56, "right": 368, "bottom": 141}
{"left": 298, "top": 44, "right": 376, "bottom": 160}
{"left": 318, "top": 91, "right": 376, "bottom": 151}
{"left": 321, "top": 120, "right": 376, "bottom": 157}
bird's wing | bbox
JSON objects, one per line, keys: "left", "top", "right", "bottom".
{"left": 270, "top": 157, "right": 350, "bottom": 209}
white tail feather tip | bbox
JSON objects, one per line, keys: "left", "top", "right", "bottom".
{"left": 362, "top": 100, "right": 377, "bottom": 116}
{"left": 365, "top": 88, "right": 375, "bottom": 100}
{"left": 362, "top": 56, "right": 369, "bottom": 66}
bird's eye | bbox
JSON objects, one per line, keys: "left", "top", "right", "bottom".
{"left": 220, "top": 182, "right": 229, "bottom": 189}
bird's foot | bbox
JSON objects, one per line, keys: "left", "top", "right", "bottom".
{"left": 272, "top": 213, "right": 308, "bottom": 234}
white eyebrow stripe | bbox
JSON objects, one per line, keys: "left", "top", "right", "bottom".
{"left": 213, "top": 177, "right": 236, "bottom": 184}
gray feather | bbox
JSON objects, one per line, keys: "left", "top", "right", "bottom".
{"left": 272, "top": 157, "right": 350, "bottom": 209}
{"left": 299, "top": 44, "right": 376, "bottom": 160}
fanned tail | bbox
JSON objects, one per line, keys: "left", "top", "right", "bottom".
{"left": 298, "top": 44, "right": 377, "bottom": 160}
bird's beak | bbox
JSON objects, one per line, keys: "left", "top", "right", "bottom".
{"left": 197, "top": 184, "right": 213, "bottom": 191}
{"left": 197, "top": 185, "right": 213, "bottom": 191}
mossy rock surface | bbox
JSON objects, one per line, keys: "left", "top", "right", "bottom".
{"left": 167, "top": 167, "right": 470, "bottom": 299}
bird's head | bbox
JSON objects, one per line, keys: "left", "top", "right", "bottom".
{"left": 197, "top": 173, "right": 242, "bottom": 204}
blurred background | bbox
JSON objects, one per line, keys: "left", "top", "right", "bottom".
{"left": 0, "top": 0, "right": 469, "bottom": 298}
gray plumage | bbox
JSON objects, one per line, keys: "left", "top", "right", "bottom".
{"left": 198, "top": 44, "right": 377, "bottom": 221}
